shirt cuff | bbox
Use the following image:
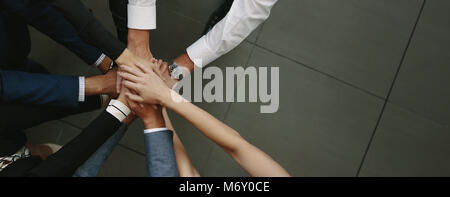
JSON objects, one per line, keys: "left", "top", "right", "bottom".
{"left": 93, "top": 53, "right": 106, "bottom": 67}
{"left": 186, "top": 35, "right": 219, "bottom": 67}
{"left": 78, "top": 76, "right": 85, "bottom": 102}
{"left": 106, "top": 100, "right": 131, "bottom": 122}
{"left": 127, "top": 3, "right": 156, "bottom": 30}
{"left": 144, "top": 128, "right": 169, "bottom": 135}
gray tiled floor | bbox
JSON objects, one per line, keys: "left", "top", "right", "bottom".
{"left": 389, "top": 0, "right": 450, "bottom": 126}
{"left": 359, "top": 104, "right": 450, "bottom": 177}
{"left": 20, "top": 0, "right": 450, "bottom": 177}
{"left": 97, "top": 146, "right": 147, "bottom": 177}
{"left": 257, "top": 0, "right": 423, "bottom": 98}
{"left": 206, "top": 47, "right": 384, "bottom": 177}
{"left": 359, "top": 0, "right": 450, "bottom": 177}
{"left": 159, "top": 0, "right": 222, "bottom": 24}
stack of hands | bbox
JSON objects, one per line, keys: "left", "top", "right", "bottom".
{"left": 115, "top": 56, "right": 178, "bottom": 128}
{"left": 87, "top": 30, "right": 289, "bottom": 178}
{"left": 97, "top": 29, "right": 183, "bottom": 127}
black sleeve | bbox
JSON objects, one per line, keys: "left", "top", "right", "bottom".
{"left": 0, "top": 156, "right": 42, "bottom": 177}
{"left": 47, "top": 0, "right": 126, "bottom": 60}
{"left": 26, "top": 110, "right": 122, "bottom": 177}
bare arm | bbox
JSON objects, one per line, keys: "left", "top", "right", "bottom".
{"left": 162, "top": 108, "right": 200, "bottom": 177}
{"left": 127, "top": 29, "right": 153, "bottom": 61}
{"left": 163, "top": 94, "right": 289, "bottom": 177}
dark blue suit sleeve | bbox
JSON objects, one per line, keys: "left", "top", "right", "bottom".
{"left": 0, "top": 70, "right": 79, "bottom": 107}
{"left": 0, "top": 0, "right": 102, "bottom": 65}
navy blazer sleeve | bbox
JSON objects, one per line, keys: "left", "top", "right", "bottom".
{"left": 0, "top": 0, "right": 102, "bottom": 65}
{"left": 48, "top": 0, "right": 126, "bottom": 60}
{"left": 0, "top": 70, "right": 79, "bottom": 107}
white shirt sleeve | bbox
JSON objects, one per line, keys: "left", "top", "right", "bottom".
{"left": 93, "top": 53, "right": 106, "bottom": 67}
{"left": 144, "top": 128, "right": 169, "bottom": 134}
{"left": 128, "top": 0, "right": 157, "bottom": 30}
{"left": 186, "top": 0, "right": 278, "bottom": 67}
{"left": 78, "top": 76, "right": 85, "bottom": 102}
{"left": 106, "top": 100, "right": 131, "bottom": 122}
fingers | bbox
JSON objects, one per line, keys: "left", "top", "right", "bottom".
{"left": 156, "top": 59, "right": 162, "bottom": 67}
{"left": 127, "top": 98, "right": 140, "bottom": 111}
{"left": 159, "top": 61, "right": 168, "bottom": 74}
{"left": 136, "top": 59, "right": 161, "bottom": 77}
{"left": 153, "top": 60, "right": 164, "bottom": 77}
{"left": 116, "top": 72, "right": 122, "bottom": 93}
{"left": 118, "top": 72, "right": 140, "bottom": 83}
{"left": 155, "top": 59, "right": 162, "bottom": 72}
{"left": 123, "top": 80, "right": 141, "bottom": 93}
{"left": 120, "top": 65, "right": 145, "bottom": 77}
{"left": 134, "top": 61, "right": 152, "bottom": 74}
{"left": 125, "top": 92, "right": 145, "bottom": 103}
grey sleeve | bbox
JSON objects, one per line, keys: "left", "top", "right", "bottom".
{"left": 144, "top": 130, "right": 179, "bottom": 177}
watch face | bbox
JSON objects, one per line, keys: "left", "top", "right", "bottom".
{"left": 169, "top": 63, "right": 177, "bottom": 74}
{"left": 171, "top": 65, "right": 184, "bottom": 80}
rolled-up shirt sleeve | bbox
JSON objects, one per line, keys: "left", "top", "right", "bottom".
{"left": 128, "top": 0, "right": 157, "bottom": 30}
{"left": 187, "top": 0, "right": 278, "bottom": 67}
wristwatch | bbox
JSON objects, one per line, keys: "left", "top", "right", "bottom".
{"left": 169, "top": 61, "right": 184, "bottom": 80}
{"left": 109, "top": 61, "right": 116, "bottom": 71}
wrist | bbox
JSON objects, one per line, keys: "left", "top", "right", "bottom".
{"left": 117, "top": 94, "right": 128, "bottom": 107}
{"left": 85, "top": 76, "right": 103, "bottom": 96}
{"left": 116, "top": 48, "right": 134, "bottom": 65}
{"left": 174, "top": 53, "right": 195, "bottom": 73}
{"left": 161, "top": 89, "right": 187, "bottom": 111}
{"left": 158, "top": 88, "right": 174, "bottom": 106}
{"left": 98, "top": 56, "right": 113, "bottom": 74}
{"left": 143, "top": 116, "right": 166, "bottom": 130}
{"left": 128, "top": 29, "right": 150, "bottom": 50}
{"left": 129, "top": 45, "right": 153, "bottom": 60}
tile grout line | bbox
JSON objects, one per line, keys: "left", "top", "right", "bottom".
{"left": 160, "top": 4, "right": 206, "bottom": 25}
{"left": 355, "top": 0, "right": 427, "bottom": 177}
{"left": 386, "top": 100, "right": 448, "bottom": 127}
{"left": 253, "top": 43, "right": 386, "bottom": 101}
{"left": 117, "top": 144, "right": 146, "bottom": 156}
{"left": 201, "top": 40, "right": 259, "bottom": 173}
{"left": 221, "top": 41, "right": 259, "bottom": 123}
{"left": 254, "top": 22, "right": 266, "bottom": 44}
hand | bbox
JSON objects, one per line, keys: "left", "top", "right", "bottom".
{"left": 98, "top": 56, "right": 113, "bottom": 74}
{"left": 84, "top": 68, "right": 118, "bottom": 99}
{"left": 115, "top": 49, "right": 158, "bottom": 93}
{"left": 122, "top": 110, "right": 137, "bottom": 126}
{"left": 102, "top": 68, "right": 119, "bottom": 98}
{"left": 128, "top": 100, "right": 165, "bottom": 129}
{"left": 118, "top": 63, "right": 170, "bottom": 105}
{"left": 174, "top": 53, "right": 195, "bottom": 73}
{"left": 152, "top": 59, "right": 179, "bottom": 89}
{"left": 116, "top": 87, "right": 137, "bottom": 126}
{"left": 116, "top": 87, "right": 129, "bottom": 106}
